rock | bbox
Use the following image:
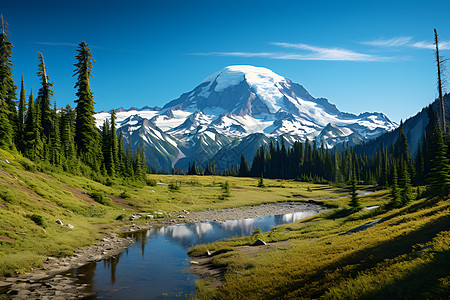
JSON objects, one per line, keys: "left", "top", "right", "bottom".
{"left": 146, "top": 214, "right": 154, "bottom": 219}
{"left": 253, "top": 239, "right": 267, "bottom": 246}
{"left": 67, "top": 224, "right": 74, "bottom": 229}
{"left": 151, "top": 190, "right": 155, "bottom": 193}
{"left": 189, "top": 261, "right": 200, "bottom": 265}
{"left": 5, "top": 159, "right": 10, "bottom": 164}
{"left": 0, "top": 281, "right": 12, "bottom": 293}
{"left": 56, "top": 220, "right": 63, "bottom": 226}
{"left": 177, "top": 215, "right": 185, "bottom": 218}
{"left": 91, "top": 204, "right": 96, "bottom": 206}
{"left": 326, "top": 242, "right": 332, "bottom": 245}
{"left": 206, "top": 251, "right": 212, "bottom": 256}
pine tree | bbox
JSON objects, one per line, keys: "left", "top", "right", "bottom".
{"left": 390, "top": 164, "right": 401, "bottom": 207}
{"left": 399, "top": 161, "right": 413, "bottom": 205}
{"left": 60, "top": 105, "right": 76, "bottom": 161}
{"left": 349, "top": 166, "right": 360, "bottom": 208}
{"left": 73, "top": 41, "right": 101, "bottom": 170}
{"left": 394, "top": 120, "right": 409, "bottom": 161}
{"left": 0, "top": 15, "right": 17, "bottom": 150}
{"left": 101, "top": 119, "right": 114, "bottom": 175}
{"left": 239, "top": 153, "right": 248, "bottom": 177}
{"left": 17, "top": 74, "right": 26, "bottom": 151}
{"left": 110, "top": 109, "right": 119, "bottom": 170}
{"left": 36, "top": 52, "right": 54, "bottom": 142}
{"left": 23, "top": 88, "right": 38, "bottom": 159}
{"left": 49, "top": 102, "right": 62, "bottom": 165}
{"left": 426, "top": 125, "right": 450, "bottom": 196}
{"left": 118, "top": 128, "right": 126, "bottom": 175}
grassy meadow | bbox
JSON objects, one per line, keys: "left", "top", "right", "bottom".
{"left": 0, "top": 149, "right": 349, "bottom": 277}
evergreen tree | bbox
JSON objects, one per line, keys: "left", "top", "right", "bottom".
{"left": 110, "top": 109, "right": 119, "bottom": 170}
{"left": 390, "top": 164, "right": 401, "bottom": 207}
{"left": 118, "top": 128, "right": 126, "bottom": 175}
{"left": 349, "top": 166, "right": 360, "bottom": 208}
{"left": 394, "top": 120, "right": 409, "bottom": 161}
{"left": 36, "top": 52, "right": 54, "bottom": 141}
{"left": 0, "top": 15, "right": 16, "bottom": 150}
{"left": 399, "top": 161, "right": 413, "bottom": 205}
{"left": 60, "top": 105, "right": 76, "bottom": 161}
{"left": 426, "top": 125, "right": 450, "bottom": 196}
{"left": 101, "top": 119, "right": 114, "bottom": 175}
{"left": 73, "top": 41, "right": 101, "bottom": 170}
{"left": 17, "top": 74, "right": 26, "bottom": 151}
{"left": 238, "top": 153, "right": 248, "bottom": 177}
{"left": 49, "top": 102, "right": 62, "bottom": 165}
{"left": 23, "top": 88, "right": 43, "bottom": 160}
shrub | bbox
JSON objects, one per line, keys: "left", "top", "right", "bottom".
{"left": 169, "top": 181, "right": 180, "bottom": 191}
{"left": 119, "top": 191, "right": 131, "bottom": 199}
{"left": 104, "top": 177, "right": 113, "bottom": 186}
{"left": 146, "top": 179, "right": 157, "bottom": 186}
{"left": 29, "top": 214, "right": 46, "bottom": 227}
{"left": 18, "top": 159, "right": 36, "bottom": 172}
{"left": 90, "top": 192, "right": 113, "bottom": 206}
{"left": 116, "top": 214, "right": 126, "bottom": 221}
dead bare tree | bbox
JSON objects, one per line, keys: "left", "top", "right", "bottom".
{"left": 434, "top": 28, "right": 447, "bottom": 133}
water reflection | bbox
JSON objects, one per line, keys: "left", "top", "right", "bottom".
{"left": 71, "top": 209, "right": 321, "bottom": 299}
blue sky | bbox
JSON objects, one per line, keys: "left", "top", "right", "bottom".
{"left": 2, "top": 0, "right": 450, "bottom": 123}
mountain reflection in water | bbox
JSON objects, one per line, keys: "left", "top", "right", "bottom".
{"left": 71, "top": 209, "right": 321, "bottom": 299}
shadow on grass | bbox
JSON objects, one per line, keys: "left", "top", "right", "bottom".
{"left": 272, "top": 213, "right": 450, "bottom": 299}
{"left": 356, "top": 249, "right": 450, "bottom": 299}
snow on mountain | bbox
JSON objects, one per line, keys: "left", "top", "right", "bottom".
{"left": 94, "top": 65, "right": 397, "bottom": 171}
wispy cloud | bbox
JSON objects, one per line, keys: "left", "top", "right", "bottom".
{"left": 191, "top": 43, "right": 389, "bottom": 62}
{"left": 33, "top": 42, "right": 78, "bottom": 47}
{"left": 360, "top": 36, "right": 450, "bottom": 50}
{"left": 271, "top": 42, "right": 388, "bottom": 61}
{"left": 360, "top": 36, "right": 412, "bottom": 47}
{"left": 412, "top": 41, "right": 450, "bottom": 50}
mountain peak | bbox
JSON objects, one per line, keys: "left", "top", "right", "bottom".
{"left": 202, "top": 65, "right": 286, "bottom": 87}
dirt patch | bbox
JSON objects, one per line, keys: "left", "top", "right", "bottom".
{"left": 63, "top": 185, "right": 96, "bottom": 205}
{"left": 0, "top": 236, "right": 15, "bottom": 243}
{"left": 109, "top": 194, "right": 138, "bottom": 210}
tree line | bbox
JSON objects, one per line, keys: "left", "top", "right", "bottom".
{"left": 0, "top": 17, "right": 147, "bottom": 182}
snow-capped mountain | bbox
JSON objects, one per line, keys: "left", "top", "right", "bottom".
{"left": 95, "top": 65, "right": 397, "bottom": 172}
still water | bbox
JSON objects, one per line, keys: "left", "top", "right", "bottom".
{"left": 73, "top": 210, "right": 320, "bottom": 299}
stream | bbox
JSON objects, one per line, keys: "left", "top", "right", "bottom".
{"left": 68, "top": 208, "right": 322, "bottom": 299}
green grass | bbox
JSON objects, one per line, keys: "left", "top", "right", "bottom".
{"left": 189, "top": 192, "right": 450, "bottom": 299}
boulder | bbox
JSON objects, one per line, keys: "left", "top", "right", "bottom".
{"left": 67, "top": 224, "right": 74, "bottom": 229}
{"left": 56, "top": 220, "right": 63, "bottom": 226}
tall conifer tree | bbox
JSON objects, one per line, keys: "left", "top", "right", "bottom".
{"left": 17, "top": 74, "right": 26, "bottom": 151}
{"left": 36, "top": 52, "right": 54, "bottom": 142}
{"left": 0, "top": 15, "right": 17, "bottom": 149}
{"left": 426, "top": 125, "right": 450, "bottom": 196}
{"left": 74, "top": 41, "right": 101, "bottom": 170}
